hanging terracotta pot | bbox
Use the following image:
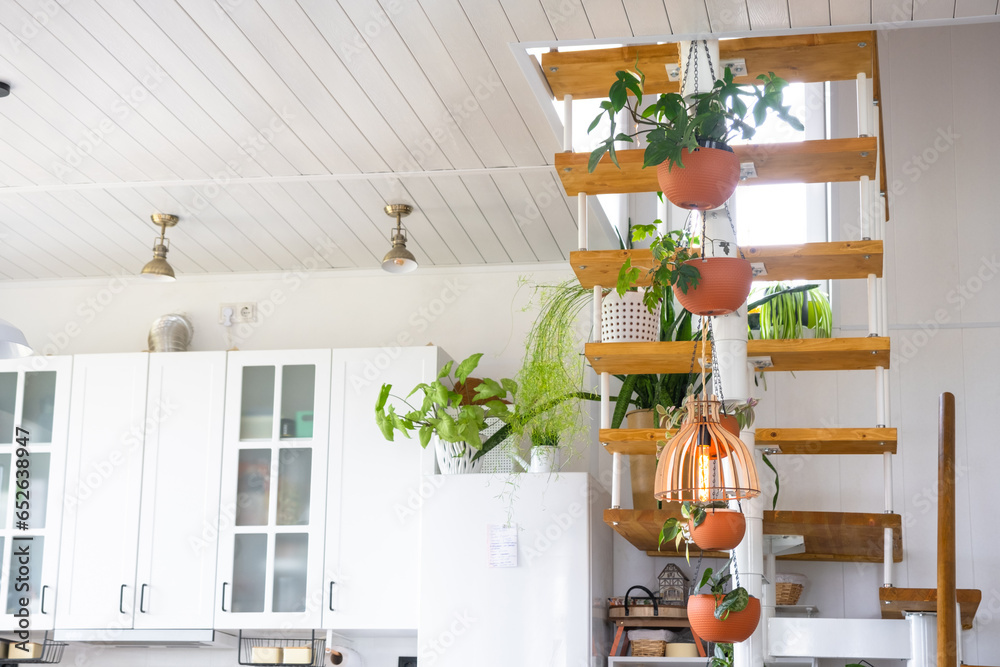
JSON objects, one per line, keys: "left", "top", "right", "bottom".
{"left": 687, "top": 594, "right": 761, "bottom": 643}
{"left": 689, "top": 508, "right": 746, "bottom": 551}
{"left": 656, "top": 143, "right": 740, "bottom": 211}
{"left": 719, "top": 414, "right": 740, "bottom": 438}
{"left": 674, "top": 257, "right": 753, "bottom": 317}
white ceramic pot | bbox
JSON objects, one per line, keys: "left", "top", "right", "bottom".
{"left": 435, "top": 439, "right": 483, "bottom": 474}
{"left": 528, "top": 446, "right": 558, "bottom": 473}
{"left": 601, "top": 290, "right": 661, "bottom": 342}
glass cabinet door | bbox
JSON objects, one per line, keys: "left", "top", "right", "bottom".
{"left": 0, "top": 358, "right": 71, "bottom": 632}
{"left": 217, "top": 351, "right": 330, "bottom": 629}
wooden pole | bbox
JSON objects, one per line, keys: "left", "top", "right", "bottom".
{"left": 937, "top": 392, "right": 957, "bottom": 667}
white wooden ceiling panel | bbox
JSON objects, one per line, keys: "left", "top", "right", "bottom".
{"left": 521, "top": 171, "right": 579, "bottom": 252}
{"left": 746, "top": 0, "right": 791, "bottom": 29}
{"left": 129, "top": 0, "right": 327, "bottom": 176}
{"left": 0, "top": 197, "right": 115, "bottom": 275}
{"left": 0, "top": 223, "right": 65, "bottom": 279}
{"left": 75, "top": 188, "right": 221, "bottom": 274}
{"left": 269, "top": 182, "right": 372, "bottom": 268}
{"left": 246, "top": 182, "right": 358, "bottom": 269}
{"left": 873, "top": 0, "right": 913, "bottom": 23}
{"left": 955, "top": 0, "right": 999, "bottom": 16}
{"left": 831, "top": 0, "right": 872, "bottom": 25}
{"left": 377, "top": 178, "right": 484, "bottom": 265}
{"left": 581, "top": 0, "right": 634, "bottom": 39}
{"left": 415, "top": 0, "right": 546, "bottom": 167}
{"left": 663, "top": 0, "right": 712, "bottom": 34}
{"left": 536, "top": 0, "right": 596, "bottom": 40}
{"left": 0, "top": 115, "right": 91, "bottom": 185}
{"left": 498, "top": 0, "right": 558, "bottom": 41}
{"left": 347, "top": 0, "right": 514, "bottom": 169}
{"left": 451, "top": 0, "right": 561, "bottom": 160}
{"left": 0, "top": 212, "right": 85, "bottom": 277}
{"left": 254, "top": 2, "right": 417, "bottom": 174}
{"left": 293, "top": 0, "right": 455, "bottom": 173}
{"left": 215, "top": 0, "right": 389, "bottom": 174}
{"left": 173, "top": 0, "right": 364, "bottom": 175}
{"left": 461, "top": 175, "right": 538, "bottom": 263}
{"left": 0, "top": 134, "right": 66, "bottom": 186}
{"left": 914, "top": 0, "right": 958, "bottom": 19}
{"left": 427, "top": 176, "right": 512, "bottom": 264}
{"left": 0, "top": 148, "right": 37, "bottom": 187}
{"left": 706, "top": 0, "right": 752, "bottom": 32}
{"left": 789, "top": 0, "right": 832, "bottom": 28}
{"left": 621, "top": 0, "right": 673, "bottom": 36}
{"left": 490, "top": 172, "right": 562, "bottom": 261}
{"left": 340, "top": 180, "right": 458, "bottom": 266}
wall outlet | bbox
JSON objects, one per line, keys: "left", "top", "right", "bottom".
{"left": 219, "top": 302, "right": 257, "bottom": 325}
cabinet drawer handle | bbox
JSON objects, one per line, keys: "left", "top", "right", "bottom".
{"left": 221, "top": 582, "right": 229, "bottom": 612}
{"left": 41, "top": 585, "right": 49, "bottom": 615}
{"left": 140, "top": 584, "right": 148, "bottom": 613}
{"left": 119, "top": 584, "right": 127, "bottom": 614}
{"left": 329, "top": 581, "right": 335, "bottom": 612}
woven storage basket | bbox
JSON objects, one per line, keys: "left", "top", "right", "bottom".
{"left": 631, "top": 640, "right": 667, "bottom": 657}
{"left": 775, "top": 573, "right": 807, "bottom": 605}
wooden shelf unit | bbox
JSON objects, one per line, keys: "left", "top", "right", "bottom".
{"left": 554, "top": 138, "right": 877, "bottom": 196}
{"left": 602, "top": 427, "right": 897, "bottom": 456}
{"left": 571, "top": 241, "right": 883, "bottom": 288}
{"left": 879, "top": 587, "right": 981, "bottom": 630}
{"left": 605, "top": 509, "right": 903, "bottom": 563}
{"left": 586, "top": 337, "right": 891, "bottom": 374}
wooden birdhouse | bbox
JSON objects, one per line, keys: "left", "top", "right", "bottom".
{"left": 657, "top": 563, "right": 689, "bottom": 605}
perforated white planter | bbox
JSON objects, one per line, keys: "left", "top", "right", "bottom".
{"left": 601, "top": 290, "right": 661, "bottom": 342}
{"left": 435, "top": 439, "right": 483, "bottom": 474}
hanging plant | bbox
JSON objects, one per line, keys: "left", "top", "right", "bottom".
{"left": 687, "top": 558, "right": 760, "bottom": 643}
{"left": 587, "top": 43, "right": 803, "bottom": 210}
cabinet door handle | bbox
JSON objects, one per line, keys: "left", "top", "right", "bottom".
{"left": 119, "top": 584, "right": 127, "bottom": 614}
{"left": 140, "top": 584, "right": 148, "bottom": 613}
{"left": 40, "top": 585, "right": 49, "bottom": 615}
{"left": 221, "top": 582, "right": 229, "bottom": 612}
{"left": 329, "top": 581, "right": 335, "bottom": 611}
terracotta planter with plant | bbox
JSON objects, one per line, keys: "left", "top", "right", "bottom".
{"left": 674, "top": 257, "right": 753, "bottom": 317}
{"left": 657, "top": 142, "right": 740, "bottom": 211}
{"left": 690, "top": 508, "right": 746, "bottom": 551}
{"left": 686, "top": 559, "right": 760, "bottom": 643}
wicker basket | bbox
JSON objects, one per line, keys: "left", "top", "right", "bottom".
{"left": 775, "top": 573, "right": 807, "bottom": 605}
{"left": 631, "top": 640, "right": 667, "bottom": 657}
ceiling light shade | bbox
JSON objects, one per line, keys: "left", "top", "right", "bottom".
{"left": 0, "top": 318, "right": 32, "bottom": 358}
{"left": 381, "top": 204, "right": 418, "bottom": 274}
{"left": 653, "top": 398, "right": 760, "bottom": 503}
{"left": 141, "top": 213, "right": 178, "bottom": 282}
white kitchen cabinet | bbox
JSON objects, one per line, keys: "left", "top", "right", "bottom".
{"left": 0, "top": 356, "right": 71, "bottom": 632}
{"left": 323, "top": 346, "right": 441, "bottom": 631}
{"left": 55, "top": 352, "right": 227, "bottom": 633}
{"left": 215, "top": 349, "right": 331, "bottom": 629}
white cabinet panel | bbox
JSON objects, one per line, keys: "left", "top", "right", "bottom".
{"left": 0, "top": 356, "right": 71, "bottom": 632}
{"left": 133, "top": 352, "right": 226, "bottom": 629}
{"left": 57, "top": 354, "right": 148, "bottom": 630}
{"left": 215, "top": 349, "right": 331, "bottom": 629}
{"left": 323, "top": 346, "right": 440, "bottom": 630}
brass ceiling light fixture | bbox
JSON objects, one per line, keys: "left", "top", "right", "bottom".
{"left": 381, "top": 204, "right": 418, "bottom": 274}
{"left": 141, "top": 213, "right": 178, "bottom": 282}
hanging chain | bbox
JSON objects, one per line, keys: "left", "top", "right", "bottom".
{"left": 732, "top": 548, "right": 742, "bottom": 589}
{"left": 690, "top": 551, "right": 705, "bottom": 596}
{"left": 722, "top": 203, "right": 747, "bottom": 260}
{"left": 681, "top": 40, "right": 699, "bottom": 95}
{"left": 701, "top": 39, "right": 717, "bottom": 82}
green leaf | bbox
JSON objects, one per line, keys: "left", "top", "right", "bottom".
{"left": 375, "top": 383, "right": 391, "bottom": 410}
{"left": 762, "top": 453, "right": 779, "bottom": 511}
{"left": 715, "top": 588, "right": 750, "bottom": 620}
{"left": 437, "top": 361, "right": 454, "bottom": 380}
{"left": 418, "top": 425, "right": 433, "bottom": 449}
{"left": 588, "top": 111, "right": 604, "bottom": 133}
{"left": 588, "top": 144, "right": 609, "bottom": 173}
{"left": 658, "top": 518, "right": 681, "bottom": 550}
{"left": 698, "top": 567, "right": 714, "bottom": 592}
{"left": 455, "top": 353, "right": 483, "bottom": 383}
{"left": 642, "top": 141, "right": 672, "bottom": 168}
{"left": 609, "top": 79, "right": 627, "bottom": 111}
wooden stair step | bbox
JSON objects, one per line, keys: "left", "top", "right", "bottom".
{"left": 606, "top": 509, "right": 902, "bottom": 563}
{"left": 879, "top": 587, "right": 981, "bottom": 630}
{"left": 601, "top": 427, "right": 896, "bottom": 456}
{"left": 586, "top": 337, "right": 891, "bottom": 374}
{"left": 571, "top": 242, "right": 883, "bottom": 288}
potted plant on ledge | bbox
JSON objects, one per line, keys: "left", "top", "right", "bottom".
{"left": 374, "top": 353, "right": 515, "bottom": 474}
{"left": 587, "top": 59, "right": 803, "bottom": 211}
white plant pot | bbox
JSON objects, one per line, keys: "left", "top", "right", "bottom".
{"left": 601, "top": 290, "right": 661, "bottom": 342}
{"left": 435, "top": 439, "right": 483, "bottom": 474}
{"left": 529, "top": 446, "right": 558, "bottom": 473}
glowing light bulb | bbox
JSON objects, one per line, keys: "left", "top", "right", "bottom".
{"left": 697, "top": 447, "right": 711, "bottom": 502}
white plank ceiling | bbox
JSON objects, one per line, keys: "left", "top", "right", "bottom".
{"left": 0, "top": 0, "right": 997, "bottom": 280}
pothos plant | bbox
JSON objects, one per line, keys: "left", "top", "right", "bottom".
{"left": 587, "top": 63, "right": 803, "bottom": 173}
{"left": 696, "top": 558, "right": 751, "bottom": 621}
{"left": 617, "top": 225, "right": 702, "bottom": 314}
{"left": 710, "top": 642, "right": 734, "bottom": 667}
{"left": 375, "top": 353, "right": 515, "bottom": 451}
{"left": 658, "top": 500, "right": 728, "bottom": 561}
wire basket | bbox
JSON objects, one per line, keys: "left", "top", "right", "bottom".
{"left": 631, "top": 639, "right": 667, "bottom": 657}
{"left": 0, "top": 635, "right": 68, "bottom": 664}
{"left": 237, "top": 631, "right": 325, "bottom": 667}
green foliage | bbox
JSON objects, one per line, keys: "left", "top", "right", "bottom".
{"left": 616, "top": 225, "right": 702, "bottom": 313}
{"left": 761, "top": 453, "right": 779, "bottom": 511}
{"left": 710, "top": 643, "right": 734, "bottom": 667}
{"left": 695, "top": 558, "right": 752, "bottom": 621}
{"left": 657, "top": 500, "right": 727, "bottom": 562}
{"left": 749, "top": 282, "right": 832, "bottom": 340}
{"left": 374, "top": 354, "right": 514, "bottom": 451}
{"left": 588, "top": 65, "right": 803, "bottom": 173}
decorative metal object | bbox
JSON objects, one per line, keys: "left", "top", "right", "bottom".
{"left": 141, "top": 213, "right": 178, "bottom": 282}
{"left": 381, "top": 204, "right": 418, "bottom": 273}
